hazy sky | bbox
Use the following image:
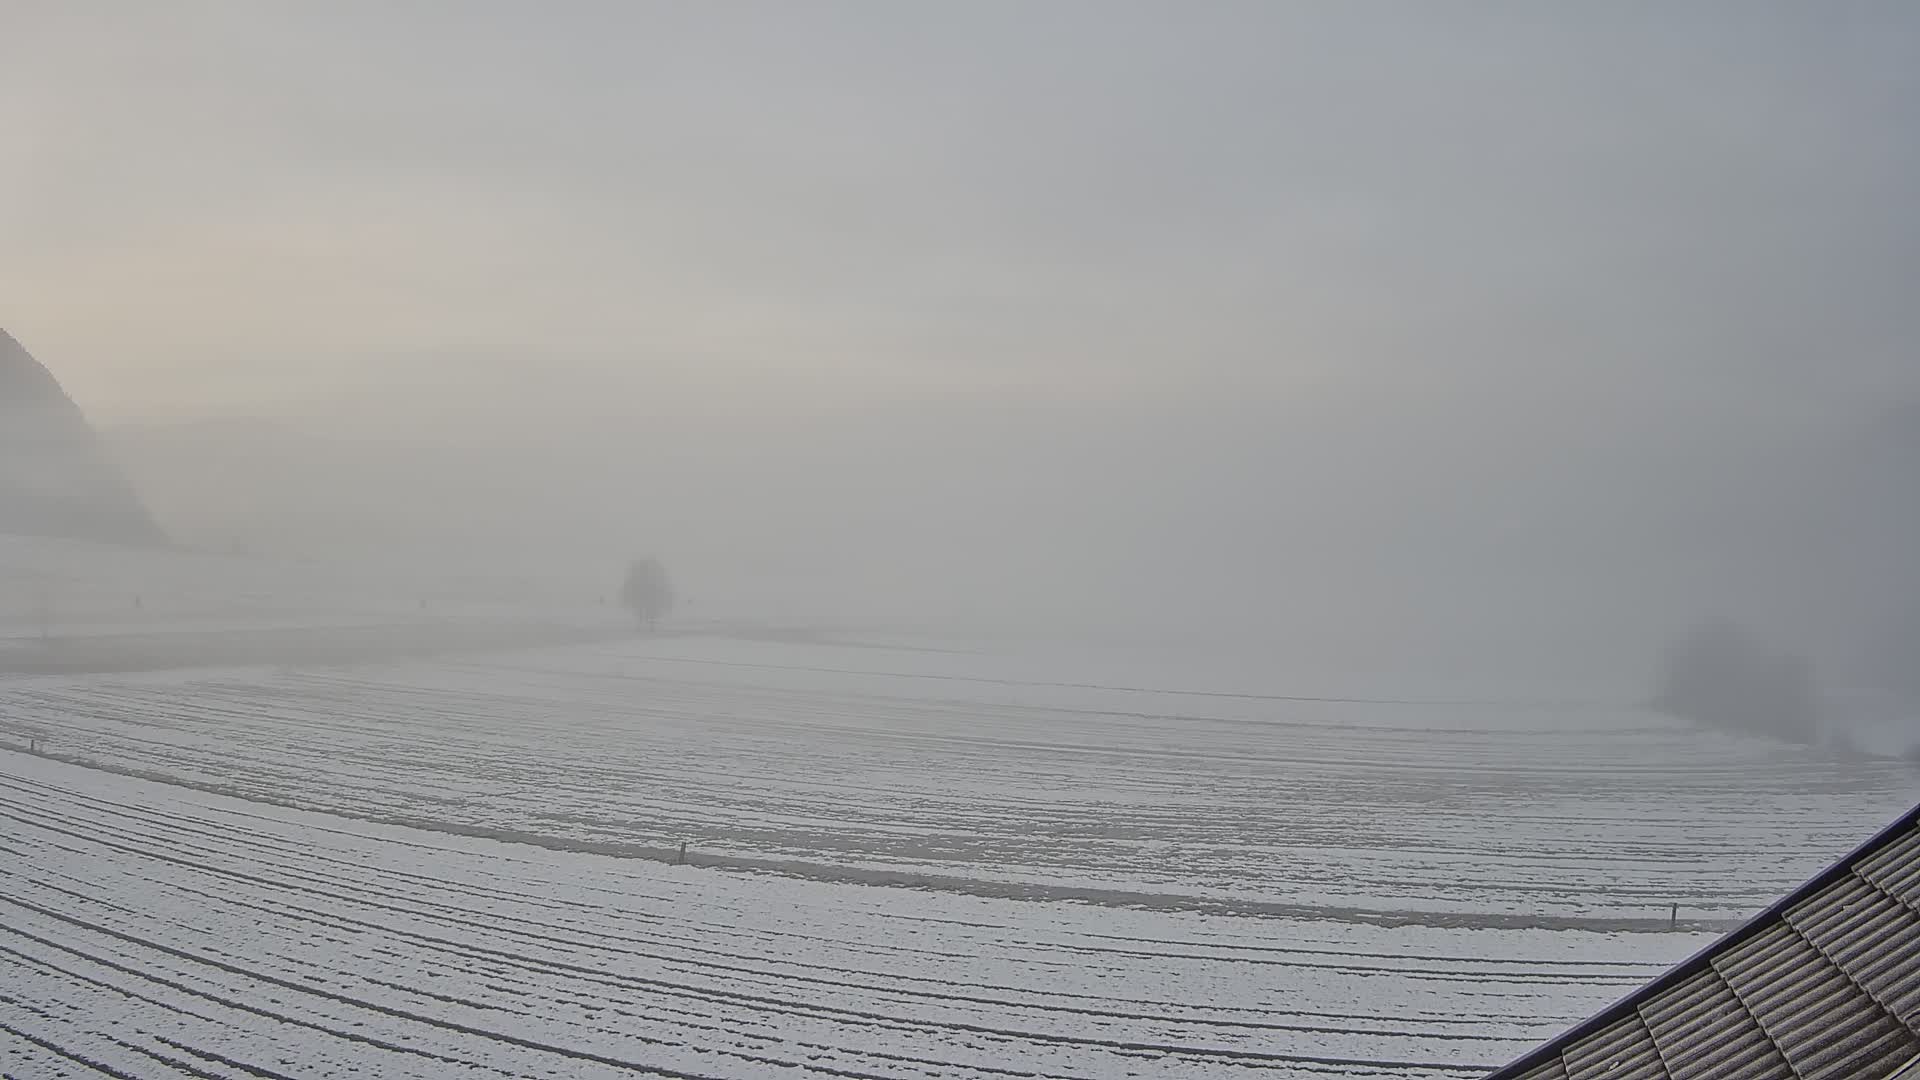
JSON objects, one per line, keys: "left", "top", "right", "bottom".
{"left": 5, "top": 3, "right": 1917, "bottom": 677}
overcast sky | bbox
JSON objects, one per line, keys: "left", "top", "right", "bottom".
{"left": 4, "top": 3, "right": 1916, "bottom": 681}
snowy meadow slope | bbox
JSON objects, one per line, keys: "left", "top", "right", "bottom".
{"left": 5, "top": 632, "right": 1912, "bottom": 924}
{"left": 0, "top": 752, "right": 1700, "bottom": 1079}
{"left": 1, "top": 542, "right": 1915, "bottom": 1077}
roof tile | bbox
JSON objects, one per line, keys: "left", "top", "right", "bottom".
{"left": 1486, "top": 807, "right": 1920, "bottom": 1080}
{"left": 1562, "top": 1014, "right": 1667, "bottom": 1080}
{"left": 1714, "top": 924, "right": 1918, "bottom": 1079}
{"left": 1786, "top": 872, "right": 1920, "bottom": 1028}
{"left": 1639, "top": 969, "right": 1789, "bottom": 1080}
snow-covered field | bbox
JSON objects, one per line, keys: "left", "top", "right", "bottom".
{"left": 0, "top": 533, "right": 618, "bottom": 640}
{"left": 0, "top": 751, "right": 1701, "bottom": 1079}
{"left": 5, "top": 633, "right": 1913, "bottom": 924}
{"left": 3, "top": 538, "right": 1916, "bottom": 1077}
{"left": 0, "top": 533, "right": 632, "bottom": 673}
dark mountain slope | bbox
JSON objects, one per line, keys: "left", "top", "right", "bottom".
{"left": 0, "top": 329, "right": 167, "bottom": 546}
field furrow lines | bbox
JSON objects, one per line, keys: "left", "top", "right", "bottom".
{"left": 1, "top": 750, "right": 1651, "bottom": 1077}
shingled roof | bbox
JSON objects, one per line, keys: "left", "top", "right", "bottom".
{"left": 1487, "top": 801, "right": 1920, "bottom": 1080}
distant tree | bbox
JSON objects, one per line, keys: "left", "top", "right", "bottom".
{"left": 1651, "top": 619, "right": 1819, "bottom": 743}
{"left": 1864, "top": 601, "right": 1920, "bottom": 708}
{"left": 620, "top": 557, "right": 675, "bottom": 631}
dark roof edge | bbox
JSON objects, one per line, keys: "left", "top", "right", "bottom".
{"left": 1484, "top": 798, "right": 1920, "bottom": 1079}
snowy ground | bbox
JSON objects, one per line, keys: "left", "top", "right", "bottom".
{"left": 0, "top": 751, "right": 1702, "bottom": 1079}
{"left": 3, "top": 537, "right": 1916, "bottom": 1077}
{"left": 0, "top": 532, "right": 629, "bottom": 640}
{"left": 0, "top": 533, "right": 632, "bottom": 672}
{"left": 5, "top": 633, "right": 1913, "bottom": 925}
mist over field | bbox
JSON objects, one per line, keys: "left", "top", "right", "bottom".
{"left": 6, "top": 4, "right": 1916, "bottom": 699}
{"left": 4, "top": 6, "right": 1920, "bottom": 1076}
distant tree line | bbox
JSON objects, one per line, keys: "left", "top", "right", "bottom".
{"left": 1650, "top": 619, "right": 1819, "bottom": 744}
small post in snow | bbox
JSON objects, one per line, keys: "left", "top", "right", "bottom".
{"left": 676, "top": 841, "right": 688, "bottom": 866}
{"left": 1669, "top": 903, "right": 1679, "bottom": 930}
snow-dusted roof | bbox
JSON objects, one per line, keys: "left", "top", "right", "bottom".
{"left": 1488, "top": 801, "right": 1920, "bottom": 1080}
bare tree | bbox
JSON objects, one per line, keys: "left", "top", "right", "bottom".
{"left": 620, "top": 557, "right": 675, "bottom": 631}
{"left": 1651, "top": 619, "right": 1819, "bottom": 743}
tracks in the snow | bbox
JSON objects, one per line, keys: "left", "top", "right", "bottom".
{"left": 0, "top": 753, "right": 1655, "bottom": 1079}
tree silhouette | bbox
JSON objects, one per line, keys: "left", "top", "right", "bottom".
{"left": 620, "top": 557, "right": 675, "bottom": 631}
{"left": 1651, "top": 619, "right": 1818, "bottom": 743}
